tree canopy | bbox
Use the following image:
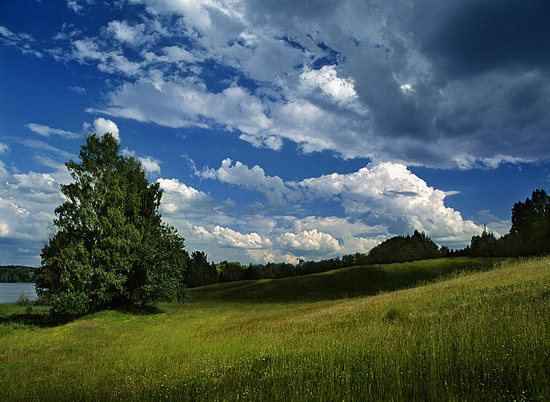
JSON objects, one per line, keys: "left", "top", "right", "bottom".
{"left": 509, "top": 189, "right": 550, "bottom": 255}
{"left": 470, "top": 189, "right": 550, "bottom": 257}
{"left": 468, "top": 189, "right": 550, "bottom": 257}
{"left": 185, "top": 251, "right": 217, "bottom": 288}
{"left": 35, "top": 133, "right": 188, "bottom": 316}
{"left": 368, "top": 230, "right": 441, "bottom": 264}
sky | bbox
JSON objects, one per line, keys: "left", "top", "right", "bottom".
{"left": 1, "top": 0, "right": 549, "bottom": 266}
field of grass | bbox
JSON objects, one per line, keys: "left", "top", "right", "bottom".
{"left": 0, "top": 257, "right": 549, "bottom": 401}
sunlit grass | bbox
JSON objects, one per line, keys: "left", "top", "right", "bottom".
{"left": 1, "top": 257, "right": 549, "bottom": 400}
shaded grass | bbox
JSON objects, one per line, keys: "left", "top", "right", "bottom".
{"left": 191, "top": 257, "right": 497, "bottom": 303}
{"left": 0, "top": 304, "right": 52, "bottom": 334}
{"left": 0, "top": 257, "right": 548, "bottom": 401}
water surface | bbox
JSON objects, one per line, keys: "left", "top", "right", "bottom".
{"left": 0, "top": 283, "right": 38, "bottom": 304}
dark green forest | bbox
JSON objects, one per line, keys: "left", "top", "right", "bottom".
{"left": 0, "top": 266, "right": 36, "bottom": 283}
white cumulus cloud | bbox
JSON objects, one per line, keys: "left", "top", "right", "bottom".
{"left": 0, "top": 223, "right": 9, "bottom": 237}
{"left": 300, "top": 65, "right": 358, "bottom": 103}
{"left": 297, "top": 162, "right": 481, "bottom": 247}
{"left": 197, "top": 159, "right": 482, "bottom": 250}
{"left": 92, "top": 117, "right": 120, "bottom": 141}
{"left": 192, "top": 224, "right": 273, "bottom": 250}
{"left": 139, "top": 156, "right": 161, "bottom": 176}
{"left": 157, "top": 178, "right": 211, "bottom": 216}
{"left": 199, "top": 158, "right": 291, "bottom": 206}
{"left": 212, "top": 225, "right": 272, "bottom": 249}
{"left": 0, "top": 160, "right": 67, "bottom": 244}
{"left": 277, "top": 229, "right": 341, "bottom": 253}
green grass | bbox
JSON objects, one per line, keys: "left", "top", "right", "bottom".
{"left": 0, "top": 257, "right": 549, "bottom": 401}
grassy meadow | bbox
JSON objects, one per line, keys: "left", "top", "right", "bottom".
{"left": 1, "top": 257, "right": 549, "bottom": 401}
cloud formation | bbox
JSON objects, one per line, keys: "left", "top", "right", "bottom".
{"left": 299, "top": 65, "right": 359, "bottom": 105}
{"left": 0, "top": 159, "right": 68, "bottom": 264}
{"left": 0, "top": 25, "right": 42, "bottom": 57}
{"left": 66, "top": 0, "right": 93, "bottom": 14}
{"left": 165, "top": 159, "right": 482, "bottom": 262}
{"left": 0, "top": 149, "right": 484, "bottom": 264}
{"left": 1, "top": 0, "right": 541, "bottom": 265}
{"left": 157, "top": 178, "right": 212, "bottom": 216}
{"left": 44, "top": 0, "right": 550, "bottom": 168}
{"left": 139, "top": 156, "right": 161, "bottom": 176}
{"left": 26, "top": 123, "right": 80, "bottom": 139}
{"left": 297, "top": 162, "right": 480, "bottom": 246}
{"left": 199, "top": 158, "right": 292, "bottom": 207}
{"left": 277, "top": 229, "right": 341, "bottom": 253}
{"left": 92, "top": 117, "right": 120, "bottom": 141}
{"left": 198, "top": 158, "right": 480, "bottom": 249}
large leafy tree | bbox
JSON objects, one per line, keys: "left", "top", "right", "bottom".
{"left": 35, "top": 133, "right": 187, "bottom": 316}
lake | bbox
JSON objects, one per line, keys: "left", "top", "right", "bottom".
{"left": 0, "top": 283, "right": 38, "bottom": 304}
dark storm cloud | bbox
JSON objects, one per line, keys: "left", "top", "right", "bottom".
{"left": 367, "top": 0, "right": 550, "bottom": 165}
{"left": 348, "top": 51, "right": 432, "bottom": 139}
{"left": 418, "top": 0, "right": 550, "bottom": 78}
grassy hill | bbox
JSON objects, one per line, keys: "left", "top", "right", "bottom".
{"left": 1, "top": 257, "right": 549, "bottom": 400}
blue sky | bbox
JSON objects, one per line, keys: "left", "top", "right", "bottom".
{"left": 1, "top": 0, "right": 549, "bottom": 266}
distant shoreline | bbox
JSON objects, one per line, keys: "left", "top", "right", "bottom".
{"left": 0, "top": 266, "right": 38, "bottom": 283}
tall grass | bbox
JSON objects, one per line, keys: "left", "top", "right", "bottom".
{"left": 0, "top": 257, "right": 548, "bottom": 401}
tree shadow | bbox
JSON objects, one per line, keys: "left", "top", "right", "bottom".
{"left": 0, "top": 303, "right": 165, "bottom": 329}
{"left": 0, "top": 311, "right": 61, "bottom": 328}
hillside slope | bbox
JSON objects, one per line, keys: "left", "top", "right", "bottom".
{"left": 0, "top": 257, "right": 549, "bottom": 401}
{"left": 189, "top": 257, "right": 495, "bottom": 303}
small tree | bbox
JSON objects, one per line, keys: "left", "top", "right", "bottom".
{"left": 35, "top": 133, "right": 187, "bottom": 316}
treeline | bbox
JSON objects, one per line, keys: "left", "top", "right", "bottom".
{"left": 186, "top": 230, "right": 445, "bottom": 287}
{"left": 468, "top": 189, "right": 550, "bottom": 257}
{"left": 0, "top": 266, "right": 36, "bottom": 283}
{"left": 188, "top": 189, "right": 550, "bottom": 288}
